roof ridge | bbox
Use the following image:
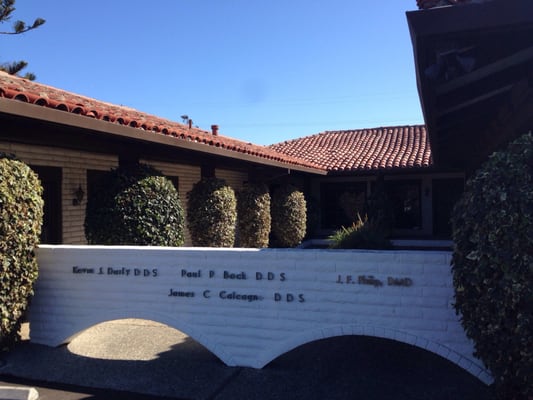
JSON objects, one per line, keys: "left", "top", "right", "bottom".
{"left": 0, "top": 71, "right": 207, "bottom": 133}
{"left": 0, "top": 71, "right": 141, "bottom": 112}
{"left": 323, "top": 124, "right": 426, "bottom": 133}
{"left": 268, "top": 124, "right": 427, "bottom": 148}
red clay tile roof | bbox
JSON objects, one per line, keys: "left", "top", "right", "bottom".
{"left": 0, "top": 72, "right": 433, "bottom": 174}
{"left": 0, "top": 72, "right": 321, "bottom": 171}
{"left": 269, "top": 126, "right": 433, "bottom": 172}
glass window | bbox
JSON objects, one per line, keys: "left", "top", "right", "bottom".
{"left": 320, "top": 182, "right": 367, "bottom": 229}
{"left": 386, "top": 180, "right": 422, "bottom": 230}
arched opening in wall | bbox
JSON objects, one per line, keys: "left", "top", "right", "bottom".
{"left": 13, "top": 319, "right": 233, "bottom": 398}
{"left": 11, "top": 323, "right": 492, "bottom": 399}
{"left": 65, "top": 319, "right": 218, "bottom": 363}
{"left": 263, "top": 336, "right": 490, "bottom": 400}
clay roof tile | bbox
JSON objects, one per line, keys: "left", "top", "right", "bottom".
{"left": 269, "top": 125, "right": 433, "bottom": 172}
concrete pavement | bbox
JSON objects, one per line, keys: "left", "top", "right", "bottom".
{"left": 0, "top": 320, "right": 493, "bottom": 399}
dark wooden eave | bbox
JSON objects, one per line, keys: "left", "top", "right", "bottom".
{"left": 407, "top": 0, "right": 533, "bottom": 170}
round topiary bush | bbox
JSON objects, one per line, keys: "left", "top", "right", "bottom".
{"left": 237, "top": 182, "right": 271, "bottom": 248}
{"left": 0, "top": 154, "right": 43, "bottom": 350}
{"left": 186, "top": 177, "right": 236, "bottom": 247}
{"left": 451, "top": 133, "right": 533, "bottom": 400}
{"left": 271, "top": 184, "right": 307, "bottom": 247}
{"left": 85, "top": 163, "right": 184, "bottom": 246}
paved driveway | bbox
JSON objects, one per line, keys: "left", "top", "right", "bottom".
{"left": 0, "top": 320, "right": 492, "bottom": 399}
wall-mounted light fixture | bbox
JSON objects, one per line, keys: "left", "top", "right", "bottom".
{"left": 72, "top": 185, "right": 85, "bottom": 206}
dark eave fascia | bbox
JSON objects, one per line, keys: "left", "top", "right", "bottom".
{"left": 407, "top": 0, "right": 533, "bottom": 111}
{"left": 0, "top": 98, "right": 326, "bottom": 176}
{"left": 406, "top": 0, "right": 533, "bottom": 39}
{"left": 406, "top": 0, "right": 533, "bottom": 165}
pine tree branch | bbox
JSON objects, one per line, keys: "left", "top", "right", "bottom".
{"left": 0, "top": 17, "right": 45, "bottom": 34}
{"left": 0, "top": 60, "right": 28, "bottom": 75}
{"left": 0, "top": 0, "right": 44, "bottom": 80}
{"left": 22, "top": 72, "right": 35, "bottom": 81}
{"left": 0, "top": 0, "right": 15, "bottom": 22}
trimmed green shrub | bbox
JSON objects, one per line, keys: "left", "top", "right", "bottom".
{"left": 451, "top": 133, "right": 533, "bottom": 400}
{"left": 271, "top": 184, "right": 306, "bottom": 247}
{"left": 0, "top": 154, "right": 43, "bottom": 350}
{"left": 85, "top": 163, "right": 184, "bottom": 246}
{"left": 237, "top": 182, "right": 271, "bottom": 248}
{"left": 328, "top": 214, "right": 392, "bottom": 250}
{"left": 186, "top": 177, "right": 236, "bottom": 247}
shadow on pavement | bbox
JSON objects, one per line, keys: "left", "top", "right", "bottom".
{"left": 0, "top": 320, "right": 493, "bottom": 400}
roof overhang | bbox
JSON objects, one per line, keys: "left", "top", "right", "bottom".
{"left": 0, "top": 98, "right": 326, "bottom": 175}
{"left": 407, "top": 0, "right": 533, "bottom": 170}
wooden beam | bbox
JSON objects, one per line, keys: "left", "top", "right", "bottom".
{"left": 437, "top": 84, "right": 514, "bottom": 117}
{"left": 436, "top": 46, "right": 533, "bottom": 95}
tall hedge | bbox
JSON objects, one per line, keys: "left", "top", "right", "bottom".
{"left": 85, "top": 163, "right": 184, "bottom": 246}
{"left": 271, "top": 184, "right": 306, "bottom": 247}
{"left": 451, "top": 133, "right": 533, "bottom": 400}
{"left": 237, "top": 182, "right": 271, "bottom": 248}
{"left": 186, "top": 177, "right": 237, "bottom": 247}
{"left": 0, "top": 154, "right": 43, "bottom": 349}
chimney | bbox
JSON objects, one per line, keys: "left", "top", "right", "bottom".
{"left": 188, "top": 119, "right": 192, "bottom": 129}
{"left": 211, "top": 125, "right": 219, "bottom": 136}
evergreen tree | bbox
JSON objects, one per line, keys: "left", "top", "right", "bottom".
{"left": 0, "top": 0, "right": 45, "bottom": 80}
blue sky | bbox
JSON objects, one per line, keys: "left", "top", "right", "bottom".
{"left": 2, "top": 0, "right": 424, "bottom": 145}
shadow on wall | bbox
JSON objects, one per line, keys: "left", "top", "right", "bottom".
{"left": 4, "top": 319, "right": 493, "bottom": 400}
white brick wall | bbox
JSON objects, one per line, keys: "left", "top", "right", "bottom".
{"left": 30, "top": 246, "right": 491, "bottom": 384}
